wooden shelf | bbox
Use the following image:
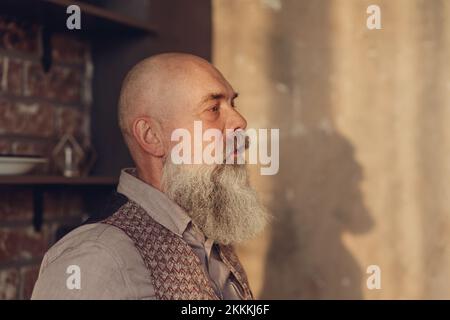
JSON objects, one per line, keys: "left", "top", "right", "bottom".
{"left": 0, "top": 175, "right": 118, "bottom": 186}
{"left": 0, "top": 0, "right": 157, "bottom": 34}
{"left": 0, "top": 175, "right": 118, "bottom": 232}
{"left": 44, "top": 0, "right": 156, "bottom": 33}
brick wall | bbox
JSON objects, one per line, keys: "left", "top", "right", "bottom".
{"left": 0, "top": 16, "right": 92, "bottom": 299}
{"left": 0, "top": 189, "right": 85, "bottom": 299}
{"left": 0, "top": 16, "right": 91, "bottom": 158}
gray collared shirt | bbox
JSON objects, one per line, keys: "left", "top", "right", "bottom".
{"left": 31, "top": 168, "right": 244, "bottom": 300}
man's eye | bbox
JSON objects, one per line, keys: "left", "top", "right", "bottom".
{"left": 210, "top": 105, "right": 220, "bottom": 112}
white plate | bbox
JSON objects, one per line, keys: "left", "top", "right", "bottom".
{"left": 0, "top": 156, "right": 48, "bottom": 175}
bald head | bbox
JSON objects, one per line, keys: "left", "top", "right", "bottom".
{"left": 118, "top": 52, "right": 223, "bottom": 139}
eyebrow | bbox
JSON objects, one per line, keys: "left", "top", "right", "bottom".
{"left": 200, "top": 92, "right": 239, "bottom": 105}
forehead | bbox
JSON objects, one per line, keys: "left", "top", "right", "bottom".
{"left": 184, "top": 63, "right": 235, "bottom": 101}
{"left": 161, "top": 61, "right": 236, "bottom": 121}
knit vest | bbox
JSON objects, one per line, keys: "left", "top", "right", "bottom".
{"left": 101, "top": 200, "right": 253, "bottom": 300}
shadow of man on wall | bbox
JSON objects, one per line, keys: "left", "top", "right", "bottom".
{"left": 260, "top": 129, "right": 374, "bottom": 299}
{"left": 259, "top": 0, "right": 374, "bottom": 299}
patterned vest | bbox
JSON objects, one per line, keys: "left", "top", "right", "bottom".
{"left": 101, "top": 200, "right": 253, "bottom": 300}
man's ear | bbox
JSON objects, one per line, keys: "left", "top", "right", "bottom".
{"left": 132, "top": 116, "right": 165, "bottom": 157}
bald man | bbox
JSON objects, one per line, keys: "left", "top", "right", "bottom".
{"left": 31, "top": 53, "right": 269, "bottom": 300}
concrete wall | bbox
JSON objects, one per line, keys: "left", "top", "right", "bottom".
{"left": 213, "top": 0, "right": 450, "bottom": 299}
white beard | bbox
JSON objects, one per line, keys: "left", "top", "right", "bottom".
{"left": 161, "top": 162, "right": 269, "bottom": 245}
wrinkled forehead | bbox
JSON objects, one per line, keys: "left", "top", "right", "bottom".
{"left": 166, "top": 61, "right": 235, "bottom": 111}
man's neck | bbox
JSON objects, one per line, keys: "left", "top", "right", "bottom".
{"left": 136, "top": 166, "right": 162, "bottom": 191}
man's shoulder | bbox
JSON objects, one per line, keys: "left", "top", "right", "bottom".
{"left": 44, "top": 222, "right": 133, "bottom": 266}
{"left": 31, "top": 222, "right": 152, "bottom": 299}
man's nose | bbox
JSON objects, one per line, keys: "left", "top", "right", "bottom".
{"left": 226, "top": 108, "right": 247, "bottom": 131}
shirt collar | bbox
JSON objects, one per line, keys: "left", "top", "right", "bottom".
{"left": 116, "top": 168, "right": 191, "bottom": 237}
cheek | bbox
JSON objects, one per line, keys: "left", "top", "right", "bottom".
{"left": 202, "top": 116, "right": 226, "bottom": 133}
{"left": 199, "top": 123, "right": 227, "bottom": 157}
{"left": 167, "top": 117, "right": 228, "bottom": 161}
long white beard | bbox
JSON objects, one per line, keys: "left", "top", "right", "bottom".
{"left": 161, "top": 162, "right": 269, "bottom": 245}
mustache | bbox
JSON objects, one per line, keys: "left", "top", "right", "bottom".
{"left": 223, "top": 131, "right": 250, "bottom": 159}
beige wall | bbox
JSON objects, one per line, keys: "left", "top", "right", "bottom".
{"left": 213, "top": 0, "right": 450, "bottom": 299}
